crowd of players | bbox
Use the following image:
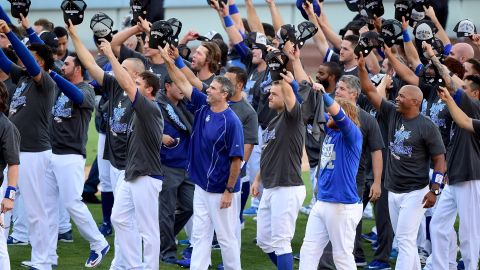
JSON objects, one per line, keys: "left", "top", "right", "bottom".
{"left": 0, "top": 0, "right": 479, "bottom": 269}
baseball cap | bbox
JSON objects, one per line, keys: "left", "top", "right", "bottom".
{"left": 245, "top": 32, "right": 268, "bottom": 50}
{"left": 344, "top": 0, "right": 361, "bottom": 12}
{"left": 149, "top": 20, "right": 173, "bottom": 49}
{"left": 39, "top": 31, "right": 59, "bottom": 52}
{"left": 394, "top": 0, "right": 413, "bottom": 22}
{"left": 370, "top": 73, "right": 385, "bottom": 86}
{"left": 380, "top": 19, "right": 403, "bottom": 47}
{"left": 90, "top": 12, "right": 114, "bottom": 45}
{"left": 197, "top": 30, "right": 223, "bottom": 42}
{"left": 276, "top": 24, "right": 297, "bottom": 49}
{"left": 265, "top": 50, "right": 289, "bottom": 82}
{"left": 453, "top": 19, "right": 477, "bottom": 38}
{"left": 355, "top": 31, "right": 381, "bottom": 57}
{"left": 362, "top": 0, "right": 384, "bottom": 19}
{"left": 130, "top": 0, "right": 148, "bottom": 26}
{"left": 413, "top": 20, "right": 436, "bottom": 42}
{"left": 8, "top": 0, "right": 31, "bottom": 19}
{"left": 409, "top": 0, "right": 430, "bottom": 26}
{"left": 296, "top": 0, "right": 321, "bottom": 20}
{"left": 296, "top": 21, "right": 318, "bottom": 49}
{"left": 61, "top": 0, "right": 87, "bottom": 26}
{"left": 166, "top": 18, "right": 182, "bottom": 47}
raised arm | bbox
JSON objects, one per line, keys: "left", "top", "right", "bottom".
{"left": 211, "top": 0, "right": 243, "bottom": 46}
{"left": 245, "top": 0, "right": 264, "bottom": 34}
{"left": 401, "top": 17, "right": 422, "bottom": 70}
{"left": 423, "top": 42, "right": 456, "bottom": 94}
{"left": 317, "top": 3, "right": 342, "bottom": 50}
{"left": 437, "top": 86, "right": 475, "bottom": 132}
{"left": 304, "top": 1, "right": 328, "bottom": 62}
{"left": 159, "top": 44, "right": 194, "bottom": 100}
{"left": 229, "top": 0, "right": 245, "bottom": 33}
{"left": 170, "top": 46, "right": 204, "bottom": 90}
{"left": 67, "top": 21, "right": 105, "bottom": 86}
{"left": 265, "top": 0, "right": 284, "bottom": 33}
{"left": 0, "top": 20, "right": 42, "bottom": 82}
{"left": 20, "top": 14, "right": 44, "bottom": 45}
{"left": 424, "top": 6, "right": 450, "bottom": 50}
{"left": 110, "top": 20, "right": 146, "bottom": 57}
{"left": 283, "top": 41, "right": 309, "bottom": 83}
{"left": 359, "top": 54, "right": 382, "bottom": 110}
{"left": 279, "top": 71, "right": 298, "bottom": 112}
{"left": 384, "top": 46, "right": 419, "bottom": 86}
{"left": 100, "top": 40, "right": 137, "bottom": 102}
{"left": 49, "top": 71, "right": 85, "bottom": 104}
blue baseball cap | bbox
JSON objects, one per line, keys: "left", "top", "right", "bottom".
{"left": 296, "top": 0, "right": 321, "bottom": 20}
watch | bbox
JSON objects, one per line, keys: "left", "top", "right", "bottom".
{"left": 430, "top": 188, "right": 440, "bottom": 196}
{"left": 225, "top": 186, "right": 235, "bottom": 193}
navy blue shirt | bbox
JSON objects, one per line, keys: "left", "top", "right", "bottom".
{"left": 317, "top": 111, "right": 363, "bottom": 204}
{"left": 161, "top": 120, "right": 190, "bottom": 169}
{"left": 188, "top": 89, "right": 244, "bottom": 193}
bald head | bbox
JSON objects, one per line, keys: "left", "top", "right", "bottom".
{"left": 450, "top": 43, "right": 475, "bottom": 64}
{"left": 403, "top": 85, "right": 423, "bottom": 102}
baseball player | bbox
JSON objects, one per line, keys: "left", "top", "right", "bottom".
{"left": 358, "top": 54, "right": 446, "bottom": 270}
{"left": 161, "top": 44, "right": 244, "bottom": 270}
{"left": 0, "top": 19, "right": 57, "bottom": 270}
{"left": 0, "top": 81, "right": 20, "bottom": 270}
{"left": 42, "top": 52, "right": 110, "bottom": 268}
{"left": 251, "top": 71, "right": 306, "bottom": 269}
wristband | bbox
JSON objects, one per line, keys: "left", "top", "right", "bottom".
{"left": 322, "top": 93, "right": 334, "bottom": 107}
{"left": 174, "top": 57, "right": 186, "bottom": 69}
{"left": 430, "top": 172, "right": 444, "bottom": 185}
{"left": 402, "top": 30, "right": 411, "bottom": 43}
{"left": 229, "top": 4, "right": 239, "bottom": 15}
{"left": 26, "top": 27, "right": 35, "bottom": 35}
{"left": 4, "top": 186, "right": 16, "bottom": 200}
{"left": 223, "top": 16, "right": 234, "bottom": 28}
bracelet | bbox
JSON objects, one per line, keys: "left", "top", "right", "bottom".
{"left": 223, "top": 16, "right": 234, "bottom": 28}
{"left": 402, "top": 30, "right": 411, "bottom": 43}
{"left": 4, "top": 186, "right": 16, "bottom": 200}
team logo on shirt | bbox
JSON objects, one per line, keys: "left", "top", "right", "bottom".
{"left": 9, "top": 82, "right": 28, "bottom": 115}
{"left": 110, "top": 106, "right": 128, "bottom": 135}
{"left": 320, "top": 135, "right": 336, "bottom": 170}
{"left": 52, "top": 93, "right": 72, "bottom": 122}
{"left": 262, "top": 128, "right": 276, "bottom": 150}
{"left": 429, "top": 102, "right": 446, "bottom": 128}
{"left": 421, "top": 99, "right": 428, "bottom": 116}
{"left": 206, "top": 115, "right": 211, "bottom": 122}
{"left": 389, "top": 124, "right": 413, "bottom": 159}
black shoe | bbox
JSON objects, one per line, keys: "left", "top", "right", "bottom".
{"left": 82, "top": 192, "right": 101, "bottom": 204}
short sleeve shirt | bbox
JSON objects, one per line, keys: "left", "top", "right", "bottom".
{"left": 102, "top": 73, "right": 134, "bottom": 170}
{"left": 9, "top": 66, "right": 57, "bottom": 152}
{"left": 379, "top": 99, "right": 446, "bottom": 193}
{"left": 51, "top": 82, "right": 95, "bottom": 157}
{"left": 124, "top": 91, "right": 164, "bottom": 181}
{"left": 0, "top": 114, "right": 20, "bottom": 186}
{"left": 260, "top": 102, "right": 305, "bottom": 189}
{"left": 473, "top": 119, "right": 480, "bottom": 135}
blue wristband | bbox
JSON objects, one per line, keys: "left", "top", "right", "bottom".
{"left": 223, "top": 16, "right": 234, "bottom": 28}
{"left": 403, "top": 30, "right": 411, "bottom": 43}
{"left": 174, "top": 57, "right": 186, "bottom": 69}
{"left": 5, "top": 186, "right": 16, "bottom": 199}
{"left": 229, "top": 4, "right": 239, "bottom": 15}
{"left": 430, "top": 172, "right": 444, "bottom": 185}
{"left": 323, "top": 93, "right": 334, "bottom": 107}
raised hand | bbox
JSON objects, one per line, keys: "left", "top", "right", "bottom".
{"left": 0, "top": 20, "right": 11, "bottom": 34}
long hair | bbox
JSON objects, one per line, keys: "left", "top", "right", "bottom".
{"left": 201, "top": 41, "right": 221, "bottom": 74}
{"left": 335, "top": 98, "right": 361, "bottom": 127}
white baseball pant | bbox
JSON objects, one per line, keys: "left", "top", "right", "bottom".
{"left": 109, "top": 165, "right": 124, "bottom": 196}
{"left": 8, "top": 187, "right": 28, "bottom": 242}
{"left": 97, "top": 133, "right": 112, "bottom": 192}
{"left": 388, "top": 186, "right": 429, "bottom": 270}
{"left": 423, "top": 228, "right": 458, "bottom": 270}
{"left": 190, "top": 186, "right": 241, "bottom": 270}
{"left": 19, "top": 150, "right": 53, "bottom": 270}
{"left": 0, "top": 188, "right": 10, "bottom": 270}
{"left": 256, "top": 186, "right": 306, "bottom": 255}
{"left": 430, "top": 180, "right": 480, "bottom": 270}
{"left": 58, "top": 200, "right": 71, "bottom": 235}
{"left": 110, "top": 176, "right": 162, "bottom": 270}
{"left": 299, "top": 200, "right": 363, "bottom": 270}
{"left": 44, "top": 154, "right": 109, "bottom": 265}
{"left": 309, "top": 167, "right": 318, "bottom": 206}
{"left": 246, "top": 126, "right": 265, "bottom": 209}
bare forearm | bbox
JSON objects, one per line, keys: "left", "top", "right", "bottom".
{"left": 6, "top": 164, "right": 18, "bottom": 188}
{"left": 107, "top": 54, "right": 136, "bottom": 101}
{"left": 245, "top": 0, "right": 264, "bottom": 34}
{"left": 445, "top": 98, "right": 475, "bottom": 132}
{"left": 227, "top": 158, "right": 242, "bottom": 187}
{"left": 243, "top": 144, "right": 254, "bottom": 162}
{"left": 371, "top": 150, "right": 383, "bottom": 185}
{"left": 292, "top": 60, "right": 309, "bottom": 82}
{"left": 267, "top": 2, "right": 283, "bottom": 32}
{"left": 180, "top": 66, "right": 204, "bottom": 90}
{"left": 71, "top": 35, "right": 104, "bottom": 84}
{"left": 111, "top": 26, "right": 141, "bottom": 56}
{"left": 166, "top": 61, "right": 193, "bottom": 99}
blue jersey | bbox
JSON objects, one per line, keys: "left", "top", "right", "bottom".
{"left": 188, "top": 89, "right": 244, "bottom": 193}
{"left": 317, "top": 111, "right": 362, "bottom": 204}
{"left": 161, "top": 120, "right": 190, "bottom": 169}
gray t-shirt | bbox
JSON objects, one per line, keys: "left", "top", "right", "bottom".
{"left": 379, "top": 99, "right": 445, "bottom": 193}
{"left": 9, "top": 66, "right": 57, "bottom": 152}
{"left": 51, "top": 82, "right": 95, "bottom": 157}
{"left": 3, "top": 77, "right": 16, "bottom": 115}
{"left": 357, "top": 108, "right": 384, "bottom": 195}
{"left": 474, "top": 119, "right": 480, "bottom": 135}
{"left": 125, "top": 91, "right": 164, "bottom": 181}
{"left": 103, "top": 73, "right": 134, "bottom": 170}
{"left": 260, "top": 102, "right": 305, "bottom": 188}
{"left": 0, "top": 114, "right": 20, "bottom": 186}
{"left": 119, "top": 45, "right": 167, "bottom": 87}
{"left": 446, "top": 91, "right": 480, "bottom": 185}
{"left": 229, "top": 98, "right": 259, "bottom": 177}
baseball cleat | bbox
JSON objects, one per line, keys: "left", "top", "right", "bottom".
{"left": 58, "top": 230, "right": 74, "bottom": 243}
{"left": 7, "top": 236, "right": 28, "bottom": 245}
{"left": 85, "top": 244, "right": 110, "bottom": 268}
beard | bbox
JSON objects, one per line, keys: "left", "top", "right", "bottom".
{"left": 320, "top": 80, "right": 330, "bottom": 89}
{"left": 327, "top": 118, "right": 338, "bottom": 129}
